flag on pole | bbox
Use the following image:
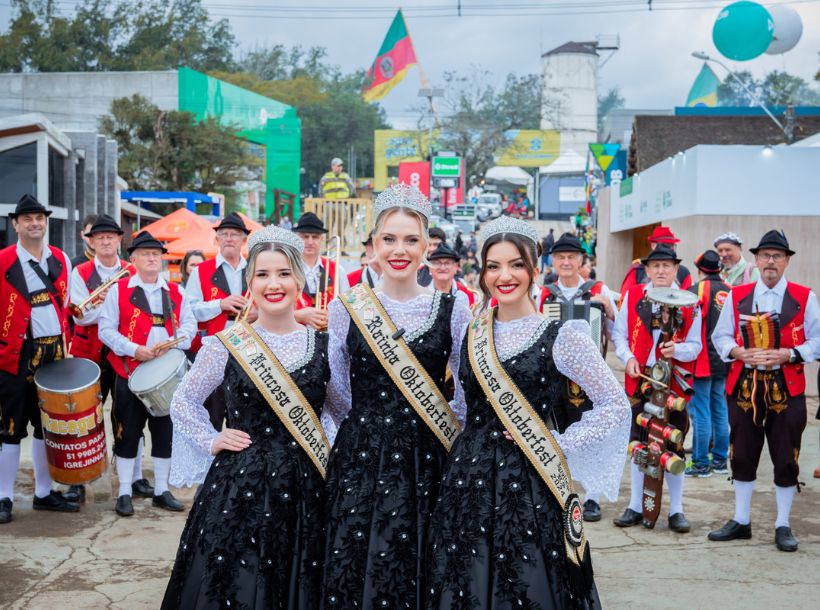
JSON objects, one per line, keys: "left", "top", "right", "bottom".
{"left": 362, "top": 10, "right": 419, "bottom": 102}
{"left": 686, "top": 63, "right": 721, "bottom": 107}
{"left": 584, "top": 150, "right": 592, "bottom": 215}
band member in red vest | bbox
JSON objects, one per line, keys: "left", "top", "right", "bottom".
{"left": 347, "top": 231, "right": 382, "bottom": 288}
{"left": 99, "top": 231, "right": 196, "bottom": 517}
{"left": 293, "top": 212, "right": 349, "bottom": 329}
{"left": 710, "top": 230, "right": 820, "bottom": 552}
{"left": 0, "top": 195, "right": 79, "bottom": 524}
{"left": 612, "top": 245, "right": 702, "bottom": 533}
{"left": 185, "top": 212, "right": 251, "bottom": 429}
{"left": 68, "top": 214, "right": 150, "bottom": 504}
{"left": 428, "top": 243, "right": 477, "bottom": 307}
{"left": 684, "top": 250, "right": 731, "bottom": 478}
{"left": 620, "top": 225, "right": 693, "bottom": 295}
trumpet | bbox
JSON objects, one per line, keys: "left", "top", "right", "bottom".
{"left": 68, "top": 268, "right": 130, "bottom": 319}
{"left": 317, "top": 236, "right": 342, "bottom": 312}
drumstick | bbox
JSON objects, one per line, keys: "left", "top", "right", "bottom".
{"left": 638, "top": 373, "right": 669, "bottom": 389}
{"left": 153, "top": 336, "right": 186, "bottom": 352}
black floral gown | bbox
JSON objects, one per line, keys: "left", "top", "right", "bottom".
{"left": 426, "top": 316, "right": 630, "bottom": 610}
{"left": 163, "top": 326, "right": 329, "bottom": 610}
{"left": 319, "top": 291, "right": 471, "bottom": 610}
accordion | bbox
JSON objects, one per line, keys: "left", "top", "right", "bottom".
{"left": 543, "top": 299, "right": 605, "bottom": 354}
{"left": 739, "top": 311, "right": 780, "bottom": 350}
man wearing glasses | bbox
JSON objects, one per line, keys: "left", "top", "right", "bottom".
{"left": 710, "top": 230, "right": 820, "bottom": 552}
{"left": 427, "top": 243, "right": 475, "bottom": 307}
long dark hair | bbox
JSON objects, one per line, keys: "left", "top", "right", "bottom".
{"left": 181, "top": 249, "right": 205, "bottom": 286}
{"left": 478, "top": 233, "right": 541, "bottom": 310}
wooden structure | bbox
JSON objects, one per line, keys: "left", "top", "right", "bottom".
{"left": 302, "top": 198, "right": 374, "bottom": 264}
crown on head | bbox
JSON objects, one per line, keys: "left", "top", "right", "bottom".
{"left": 374, "top": 183, "right": 432, "bottom": 220}
{"left": 479, "top": 216, "right": 539, "bottom": 247}
{"left": 248, "top": 225, "right": 304, "bottom": 254}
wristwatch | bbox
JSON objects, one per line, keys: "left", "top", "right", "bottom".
{"left": 788, "top": 348, "right": 801, "bottom": 364}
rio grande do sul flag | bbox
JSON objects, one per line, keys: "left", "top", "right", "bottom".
{"left": 362, "top": 10, "right": 418, "bottom": 102}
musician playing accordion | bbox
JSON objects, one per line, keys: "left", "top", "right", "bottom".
{"left": 99, "top": 231, "right": 196, "bottom": 517}
{"left": 710, "top": 230, "right": 820, "bottom": 553}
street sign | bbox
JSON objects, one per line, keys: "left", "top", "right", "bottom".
{"left": 452, "top": 204, "right": 476, "bottom": 220}
{"left": 434, "top": 177, "right": 458, "bottom": 188}
{"left": 432, "top": 156, "right": 461, "bottom": 178}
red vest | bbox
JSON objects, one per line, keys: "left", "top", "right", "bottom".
{"left": 623, "top": 284, "right": 696, "bottom": 399}
{"left": 347, "top": 267, "right": 363, "bottom": 287}
{"left": 725, "top": 281, "right": 809, "bottom": 397}
{"left": 692, "top": 277, "right": 731, "bottom": 378}
{"left": 188, "top": 257, "right": 246, "bottom": 354}
{"left": 296, "top": 257, "right": 341, "bottom": 309}
{"left": 455, "top": 281, "right": 476, "bottom": 306}
{"left": 107, "top": 279, "right": 183, "bottom": 379}
{"left": 0, "top": 245, "right": 69, "bottom": 375}
{"left": 70, "top": 259, "right": 129, "bottom": 363}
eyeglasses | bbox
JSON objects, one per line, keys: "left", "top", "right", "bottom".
{"left": 756, "top": 253, "right": 786, "bottom": 262}
{"left": 430, "top": 260, "right": 456, "bottom": 268}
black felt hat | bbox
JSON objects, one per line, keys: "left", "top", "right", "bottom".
{"left": 749, "top": 230, "right": 795, "bottom": 257}
{"left": 127, "top": 231, "right": 167, "bottom": 254}
{"left": 550, "top": 232, "right": 584, "bottom": 254}
{"left": 428, "top": 243, "right": 460, "bottom": 261}
{"left": 694, "top": 250, "right": 721, "bottom": 274}
{"left": 214, "top": 212, "right": 250, "bottom": 234}
{"left": 293, "top": 212, "right": 327, "bottom": 234}
{"left": 641, "top": 244, "right": 681, "bottom": 265}
{"left": 8, "top": 194, "right": 51, "bottom": 219}
{"left": 85, "top": 213, "right": 123, "bottom": 236}
{"left": 362, "top": 230, "right": 374, "bottom": 247}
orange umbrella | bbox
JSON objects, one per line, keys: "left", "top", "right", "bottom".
{"left": 163, "top": 226, "right": 218, "bottom": 260}
{"left": 213, "top": 211, "right": 264, "bottom": 233}
{"left": 136, "top": 208, "right": 215, "bottom": 241}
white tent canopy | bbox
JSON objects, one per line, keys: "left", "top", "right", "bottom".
{"left": 539, "top": 150, "right": 586, "bottom": 175}
{"left": 484, "top": 165, "right": 534, "bottom": 185}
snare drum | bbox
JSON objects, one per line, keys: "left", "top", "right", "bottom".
{"left": 128, "top": 349, "right": 190, "bottom": 417}
{"left": 34, "top": 358, "right": 108, "bottom": 485}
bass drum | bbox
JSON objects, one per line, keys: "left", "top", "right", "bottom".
{"left": 128, "top": 349, "right": 190, "bottom": 417}
{"left": 34, "top": 358, "right": 107, "bottom": 485}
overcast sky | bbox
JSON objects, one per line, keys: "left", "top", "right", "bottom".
{"left": 2, "top": 1, "right": 818, "bottom": 128}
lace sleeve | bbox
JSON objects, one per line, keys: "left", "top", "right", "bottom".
{"left": 321, "top": 298, "right": 352, "bottom": 443}
{"left": 552, "top": 320, "right": 631, "bottom": 502}
{"left": 448, "top": 297, "right": 471, "bottom": 427}
{"left": 169, "top": 336, "right": 224, "bottom": 487}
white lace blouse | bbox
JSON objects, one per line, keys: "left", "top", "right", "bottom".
{"left": 169, "top": 326, "right": 316, "bottom": 488}
{"left": 494, "top": 315, "right": 631, "bottom": 502}
{"left": 320, "top": 290, "right": 472, "bottom": 444}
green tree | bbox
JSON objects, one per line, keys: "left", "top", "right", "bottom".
{"left": 597, "top": 86, "right": 625, "bottom": 137}
{"left": 99, "top": 95, "right": 259, "bottom": 194}
{"left": 718, "top": 70, "right": 820, "bottom": 106}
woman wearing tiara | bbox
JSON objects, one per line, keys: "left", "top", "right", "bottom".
{"left": 426, "top": 217, "right": 630, "bottom": 609}
{"left": 162, "top": 226, "right": 330, "bottom": 609}
{"left": 319, "top": 184, "right": 471, "bottom": 610}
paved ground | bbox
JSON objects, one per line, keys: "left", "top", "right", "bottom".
{"left": 2, "top": 398, "right": 818, "bottom": 609}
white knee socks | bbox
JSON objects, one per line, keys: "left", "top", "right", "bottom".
{"left": 153, "top": 458, "right": 170, "bottom": 495}
{"left": 0, "top": 444, "right": 21, "bottom": 500}
{"left": 665, "top": 472, "right": 684, "bottom": 516}
{"left": 628, "top": 461, "right": 644, "bottom": 513}
{"left": 775, "top": 485, "right": 796, "bottom": 528}
{"left": 133, "top": 437, "right": 145, "bottom": 481}
{"left": 116, "top": 457, "right": 135, "bottom": 497}
{"left": 31, "top": 439, "right": 53, "bottom": 499}
{"left": 733, "top": 480, "right": 755, "bottom": 525}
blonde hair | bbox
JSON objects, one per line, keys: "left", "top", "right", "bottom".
{"left": 245, "top": 241, "right": 306, "bottom": 293}
{"left": 372, "top": 207, "right": 430, "bottom": 249}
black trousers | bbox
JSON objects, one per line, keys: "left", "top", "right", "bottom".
{"left": 728, "top": 369, "right": 807, "bottom": 487}
{"left": 0, "top": 337, "right": 63, "bottom": 444}
{"left": 112, "top": 376, "right": 172, "bottom": 459}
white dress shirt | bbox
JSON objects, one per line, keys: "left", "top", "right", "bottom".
{"left": 17, "top": 243, "right": 71, "bottom": 338}
{"left": 99, "top": 274, "right": 195, "bottom": 357}
{"left": 302, "top": 257, "right": 350, "bottom": 296}
{"left": 613, "top": 282, "right": 702, "bottom": 367}
{"left": 712, "top": 276, "right": 820, "bottom": 368}
{"left": 185, "top": 253, "right": 247, "bottom": 326}
{"left": 70, "top": 257, "right": 123, "bottom": 326}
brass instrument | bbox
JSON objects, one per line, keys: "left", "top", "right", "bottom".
{"left": 237, "top": 289, "right": 253, "bottom": 323}
{"left": 68, "top": 268, "right": 130, "bottom": 319}
{"left": 317, "top": 236, "right": 342, "bottom": 312}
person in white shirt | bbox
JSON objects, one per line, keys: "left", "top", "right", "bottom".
{"left": 709, "top": 230, "right": 820, "bottom": 553}
{"left": 99, "top": 231, "right": 196, "bottom": 517}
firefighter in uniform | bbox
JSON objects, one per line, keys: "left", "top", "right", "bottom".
{"left": 612, "top": 245, "right": 702, "bottom": 533}
{"left": 99, "top": 231, "right": 196, "bottom": 517}
{"left": 0, "top": 195, "right": 79, "bottom": 523}
{"left": 620, "top": 225, "right": 693, "bottom": 295}
{"left": 184, "top": 212, "right": 252, "bottom": 430}
{"left": 318, "top": 157, "right": 355, "bottom": 199}
{"left": 292, "top": 212, "right": 349, "bottom": 329}
{"left": 710, "top": 230, "right": 820, "bottom": 552}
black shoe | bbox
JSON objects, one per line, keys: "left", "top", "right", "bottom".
{"left": 0, "top": 498, "right": 12, "bottom": 524}
{"left": 668, "top": 512, "right": 690, "bottom": 533}
{"left": 775, "top": 526, "right": 798, "bottom": 552}
{"left": 582, "top": 499, "right": 602, "bottom": 522}
{"left": 115, "top": 494, "right": 134, "bottom": 517}
{"left": 64, "top": 484, "right": 86, "bottom": 503}
{"left": 32, "top": 491, "right": 80, "bottom": 513}
{"left": 708, "top": 519, "right": 752, "bottom": 541}
{"left": 613, "top": 507, "right": 643, "bottom": 527}
{"left": 152, "top": 491, "right": 184, "bottom": 512}
{"left": 131, "top": 478, "right": 155, "bottom": 498}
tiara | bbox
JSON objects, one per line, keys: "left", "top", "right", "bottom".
{"left": 248, "top": 225, "right": 304, "bottom": 254}
{"left": 480, "top": 216, "right": 539, "bottom": 247}
{"left": 374, "top": 183, "right": 432, "bottom": 220}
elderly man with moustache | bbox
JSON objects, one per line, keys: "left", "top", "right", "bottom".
{"left": 714, "top": 232, "right": 760, "bottom": 287}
